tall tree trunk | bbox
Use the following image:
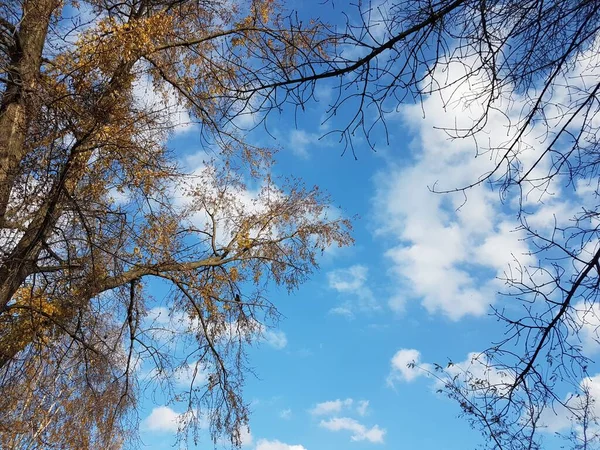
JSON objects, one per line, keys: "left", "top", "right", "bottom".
{"left": 0, "top": 0, "right": 59, "bottom": 224}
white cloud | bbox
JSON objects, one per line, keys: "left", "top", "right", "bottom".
{"left": 329, "top": 306, "right": 354, "bottom": 318}
{"left": 373, "top": 55, "right": 545, "bottom": 321}
{"left": 364, "top": 0, "right": 394, "bottom": 43}
{"left": 173, "top": 151, "right": 343, "bottom": 260}
{"left": 255, "top": 439, "right": 307, "bottom": 450}
{"left": 310, "top": 398, "right": 371, "bottom": 420}
{"left": 539, "top": 373, "right": 600, "bottom": 433}
{"left": 143, "top": 406, "right": 181, "bottom": 433}
{"left": 240, "top": 427, "right": 254, "bottom": 447}
{"left": 388, "top": 348, "right": 515, "bottom": 400}
{"left": 310, "top": 398, "right": 354, "bottom": 416}
{"left": 171, "top": 153, "right": 293, "bottom": 252}
{"left": 174, "top": 168, "right": 266, "bottom": 248}
{"left": 144, "top": 306, "right": 190, "bottom": 344}
{"left": 443, "top": 352, "right": 514, "bottom": 397}
{"left": 573, "top": 301, "right": 600, "bottom": 355}
{"left": 145, "top": 306, "right": 287, "bottom": 350}
{"left": 144, "top": 360, "right": 209, "bottom": 391}
{"left": 319, "top": 417, "right": 385, "bottom": 444}
{"left": 231, "top": 94, "right": 263, "bottom": 129}
{"left": 143, "top": 406, "right": 208, "bottom": 434}
{"left": 146, "top": 306, "right": 179, "bottom": 326}
{"left": 576, "top": 179, "right": 599, "bottom": 198}
{"left": 356, "top": 400, "right": 369, "bottom": 416}
{"left": 108, "top": 186, "right": 131, "bottom": 205}
{"left": 376, "top": 40, "right": 600, "bottom": 322}
{"left": 327, "top": 265, "right": 380, "bottom": 316}
{"left": 289, "top": 129, "right": 322, "bottom": 159}
{"left": 219, "top": 320, "right": 287, "bottom": 350}
{"left": 387, "top": 348, "right": 433, "bottom": 384}
{"left": 262, "top": 327, "right": 288, "bottom": 350}
{"left": 374, "top": 156, "right": 531, "bottom": 319}
{"left": 279, "top": 408, "right": 292, "bottom": 420}
{"left": 173, "top": 360, "right": 209, "bottom": 387}
{"left": 328, "top": 265, "right": 368, "bottom": 292}
{"left": 338, "top": 0, "right": 393, "bottom": 61}
{"left": 217, "top": 426, "right": 254, "bottom": 447}
{"left": 310, "top": 398, "right": 381, "bottom": 443}
{"left": 132, "top": 75, "right": 193, "bottom": 134}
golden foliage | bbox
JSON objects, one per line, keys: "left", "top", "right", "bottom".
{"left": 0, "top": 0, "right": 344, "bottom": 448}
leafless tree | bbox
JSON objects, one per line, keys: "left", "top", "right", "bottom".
{"left": 281, "top": 1, "right": 600, "bottom": 448}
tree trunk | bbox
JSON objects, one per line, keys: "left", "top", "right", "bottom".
{"left": 0, "top": 0, "right": 59, "bottom": 224}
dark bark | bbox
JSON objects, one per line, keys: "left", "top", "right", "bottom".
{"left": 0, "top": 0, "right": 60, "bottom": 224}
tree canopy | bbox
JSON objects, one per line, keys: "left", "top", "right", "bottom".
{"left": 0, "top": 0, "right": 351, "bottom": 447}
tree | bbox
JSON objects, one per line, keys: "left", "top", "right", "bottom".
{"left": 0, "top": 0, "right": 352, "bottom": 447}
{"left": 291, "top": 0, "right": 600, "bottom": 448}
{"left": 166, "top": 0, "right": 600, "bottom": 447}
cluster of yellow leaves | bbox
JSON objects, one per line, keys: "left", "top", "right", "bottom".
{"left": 250, "top": 0, "right": 277, "bottom": 24}
{"left": 1, "top": 288, "right": 62, "bottom": 355}
{"left": 11, "top": 287, "right": 61, "bottom": 319}
{"left": 138, "top": 215, "right": 180, "bottom": 257}
{"left": 229, "top": 266, "right": 240, "bottom": 282}
{"left": 235, "top": 220, "right": 253, "bottom": 250}
{"left": 77, "top": 12, "right": 174, "bottom": 73}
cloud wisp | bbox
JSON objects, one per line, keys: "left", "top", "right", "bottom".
{"left": 327, "top": 265, "right": 381, "bottom": 317}
{"left": 255, "top": 439, "right": 307, "bottom": 450}
{"left": 319, "top": 417, "right": 385, "bottom": 444}
{"left": 310, "top": 397, "right": 384, "bottom": 444}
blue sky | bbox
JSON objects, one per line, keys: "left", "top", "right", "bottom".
{"left": 135, "top": 105, "right": 491, "bottom": 450}
{"left": 133, "top": 89, "right": 599, "bottom": 449}
{"left": 128, "top": 2, "right": 600, "bottom": 450}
